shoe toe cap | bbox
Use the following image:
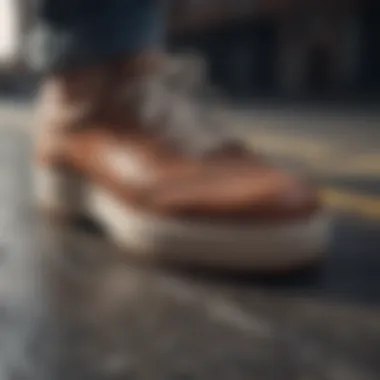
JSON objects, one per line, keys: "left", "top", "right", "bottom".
{"left": 147, "top": 168, "right": 321, "bottom": 221}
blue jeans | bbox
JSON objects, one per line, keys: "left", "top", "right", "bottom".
{"left": 30, "top": 0, "right": 164, "bottom": 73}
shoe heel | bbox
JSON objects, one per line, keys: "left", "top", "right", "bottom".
{"left": 34, "top": 165, "right": 85, "bottom": 221}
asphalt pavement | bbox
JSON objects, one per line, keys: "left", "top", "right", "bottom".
{"left": 0, "top": 100, "right": 379, "bottom": 379}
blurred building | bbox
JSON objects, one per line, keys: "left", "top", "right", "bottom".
{"left": 0, "top": 0, "right": 378, "bottom": 100}
{"left": 169, "top": 0, "right": 380, "bottom": 100}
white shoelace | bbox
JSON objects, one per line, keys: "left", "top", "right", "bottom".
{"left": 123, "top": 53, "right": 238, "bottom": 157}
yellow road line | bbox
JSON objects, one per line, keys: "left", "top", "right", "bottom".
{"left": 321, "top": 187, "right": 380, "bottom": 220}
{"left": 246, "top": 133, "right": 380, "bottom": 177}
{"left": 245, "top": 132, "right": 380, "bottom": 220}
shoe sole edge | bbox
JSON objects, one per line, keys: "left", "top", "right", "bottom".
{"left": 35, "top": 166, "right": 331, "bottom": 271}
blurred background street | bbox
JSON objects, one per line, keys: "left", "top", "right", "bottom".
{"left": 0, "top": 0, "right": 379, "bottom": 379}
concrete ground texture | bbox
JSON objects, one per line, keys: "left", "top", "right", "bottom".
{"left": 0, "top": 98, "right": 379, "bottom": 379}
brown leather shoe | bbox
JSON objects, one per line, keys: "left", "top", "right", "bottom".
{"left": 35, "top": 53, "right": 330, "bottom": 271}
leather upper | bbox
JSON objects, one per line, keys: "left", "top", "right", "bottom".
{"left": 36, "top": 53, "right": 321, "bottom": 222}
{"left": 38, "top": 127, "right": 320, "bottom": 222}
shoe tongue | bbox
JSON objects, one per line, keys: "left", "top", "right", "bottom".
{"left": 116, "top": 53, "right": 250, "bottom": 158}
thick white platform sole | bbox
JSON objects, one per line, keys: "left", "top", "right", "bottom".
{"left": 35, "top": 166, "right": 331, "bottom": 271}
